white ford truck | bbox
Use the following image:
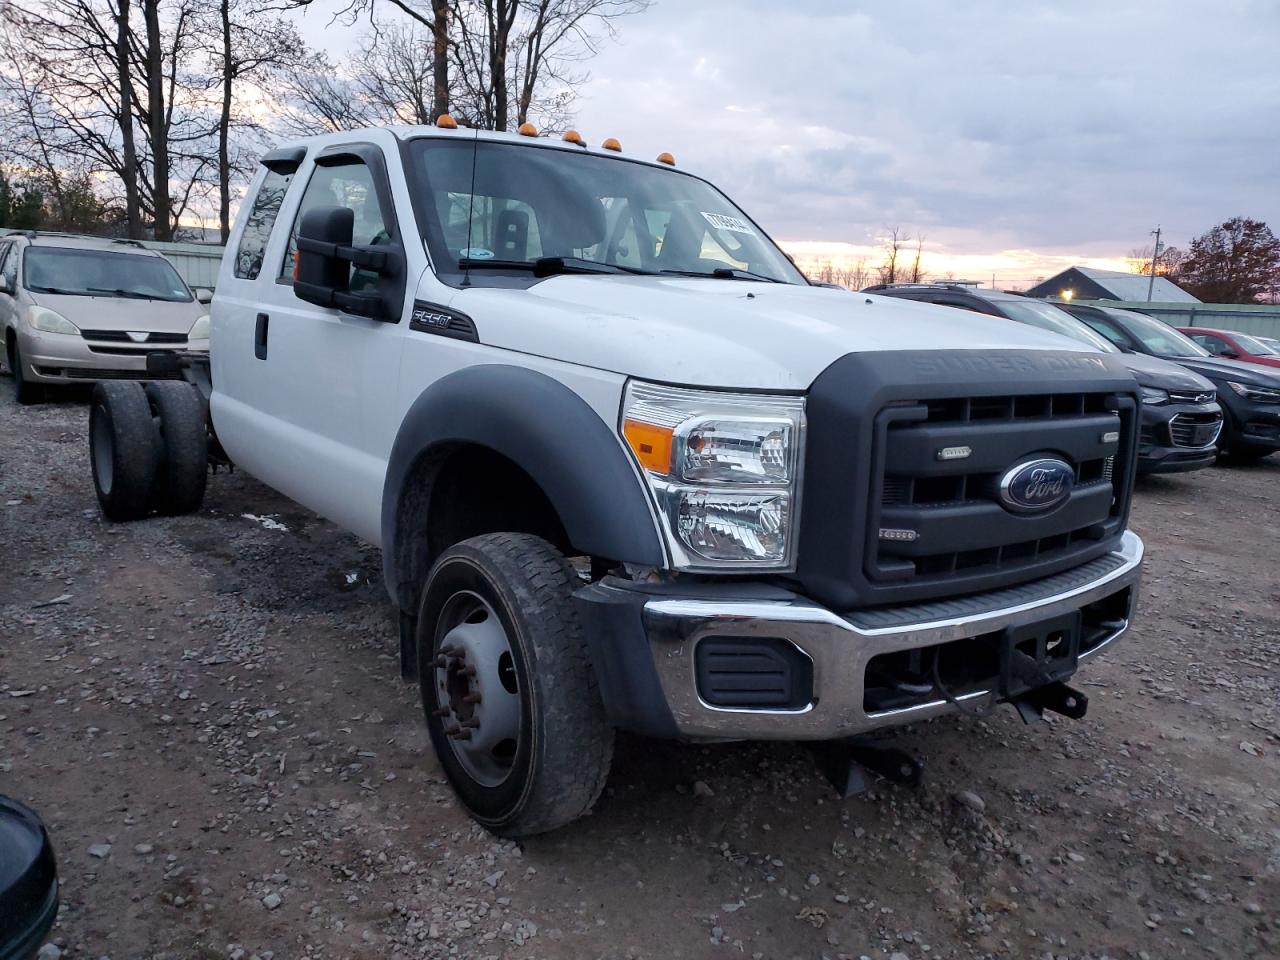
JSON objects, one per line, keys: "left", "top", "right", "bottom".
{"left": 87, "top": 122, "right": 1144, "bottom": 836}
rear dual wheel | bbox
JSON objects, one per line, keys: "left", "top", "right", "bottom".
{"left": 417, "top": 533, "right": 614, "bottom": 837}
{"left": 90, "top": 380, "right": 207, "bottom": 521}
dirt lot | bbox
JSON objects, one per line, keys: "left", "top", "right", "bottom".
{"left": 1, "top": 382, "right": 1277, "bottom": 960}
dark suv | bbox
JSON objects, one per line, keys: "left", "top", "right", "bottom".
{"left": 1061, "top": 303, "right": 1280, "bottom": 462}
{"left": 866, "top": 284, "right": 1223, "bottom": 473}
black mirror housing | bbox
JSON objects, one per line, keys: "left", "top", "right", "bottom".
{"left": 292, "top": 205, "right": 404, "bottom": 321}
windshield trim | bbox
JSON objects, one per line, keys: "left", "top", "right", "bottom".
{"left": 401, "top": 135, "right": 810, "bottom": 290}
{"left": 22, "top": 246, "right": 194, "bottom": 303}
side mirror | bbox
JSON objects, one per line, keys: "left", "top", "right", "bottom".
{"left": 0, "top": 275, "right": 12, "bottom": 295}
{"left": 293, "top": 205, "right": 402, "bottom": 321}
{"left": 193, "top": 287, "right": 214, "bottom": 305}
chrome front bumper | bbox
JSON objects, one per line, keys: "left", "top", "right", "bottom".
{"left": 636, "top": 531, "right": 1143, "bottom": 740}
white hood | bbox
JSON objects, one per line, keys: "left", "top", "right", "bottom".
{"left": 448, "top": 278, "right": 1100, "bottom": 391}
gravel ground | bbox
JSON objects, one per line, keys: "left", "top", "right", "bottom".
{"left": 1, "top": 381, "right": 1277, "bottom": 960}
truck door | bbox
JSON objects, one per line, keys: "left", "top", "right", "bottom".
{"left": 213, "top": 141, "right": 413, "bottom": 544}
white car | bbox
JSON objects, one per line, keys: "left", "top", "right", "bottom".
{"left": 86, "top": 123, "right": 1145, "bottom": 836}
{"left": 0, "top": 233, "right": 209, "bottom": 403}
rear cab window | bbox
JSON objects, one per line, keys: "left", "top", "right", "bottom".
{"left": 235, "top": 168, "right": 295, "bottom": 279}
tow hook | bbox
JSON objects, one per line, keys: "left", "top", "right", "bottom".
{"left": 808, "top": 738, "right": 924, "bottom": 799}
{"left": 1008, "top": 681, "right": 1089, "bottom": 724}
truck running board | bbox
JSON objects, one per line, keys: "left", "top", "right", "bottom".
{"left": 808, "top": 738, "right": 924, "bottom": 798}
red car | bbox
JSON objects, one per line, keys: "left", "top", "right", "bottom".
{"left": 1178, "top": 326, "right": 1280, "bottom": 369}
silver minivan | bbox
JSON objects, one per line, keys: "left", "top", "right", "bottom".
{"left": 0, "top": 233, "right": 209, "bottom": 403}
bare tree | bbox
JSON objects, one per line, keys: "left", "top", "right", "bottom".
{"left": 876, "top": 227, "right": 907, "bottom": 285}
{"left": 908, "top": 234, "right": 925, "bottom": 283}
{"left": 316, "top": 0, "right": 648, "bottom": 131}
{"left": 206, "top": 0, "right": 305, "bottom": 241}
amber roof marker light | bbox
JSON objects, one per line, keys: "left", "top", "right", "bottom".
{"left": 436, "top": 113, "right": 458, "bottom": 129}
{"left": 562, "top": 130, "right": 586, "bottom": 146}
{"left": 602, "top": 137, "right": 622, "bottom": 152}
{"left": 656, "top": 152, "right": 675, "bottom": 166}
{"left": 518, "top": 122, "right": 538, "bottom": 137}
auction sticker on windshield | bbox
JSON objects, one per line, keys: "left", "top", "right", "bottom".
{"left": 701, "top": 212, "right": 755, "bottom": 235}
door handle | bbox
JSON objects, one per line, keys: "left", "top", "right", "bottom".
{"left": 254, "top": 312, "right": 269, "bottom": 360}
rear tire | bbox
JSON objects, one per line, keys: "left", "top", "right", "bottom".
{"left": 90, "top": 381, "right": 160, "bottom": 521}
{"left": 145, "top": 381, "right": 208, "bottom": 515}
{"left": 417, "top": 533, "right": 614, "bottom": 837}
{"left": 9, "top": 338, "right": 43, "bottom": 405}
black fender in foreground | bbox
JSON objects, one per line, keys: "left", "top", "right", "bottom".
{"left": 381, "top": 364, "right": 665, "bottom": 611}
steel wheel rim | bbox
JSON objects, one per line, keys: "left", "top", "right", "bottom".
{"left": 432, "top": 591, "right": 522, "bottom": 788}
{"left": 92, "top": 412, "right": 114, "bottom": 494}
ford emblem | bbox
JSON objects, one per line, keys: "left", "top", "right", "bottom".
{"left": 998, "top": 458, "right": 1074, "bottom": 513}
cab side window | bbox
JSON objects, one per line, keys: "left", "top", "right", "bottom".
{"left": 235, "top": 169, "right": 294, "bottom": 280}
{"left": 280, "top": 160, "right": 390, "bottom": 288}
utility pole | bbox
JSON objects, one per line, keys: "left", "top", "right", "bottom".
{"left": 1146, "top": 225, "right": 1163, "bottom": 301}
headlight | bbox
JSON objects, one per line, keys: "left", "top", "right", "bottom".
{"left": 621, "top": 381, "right": 804, "bottom": 569}
{"left": 188, "top": 315, "right": 210, "bottom": 340}
{"left": 28, "top": 306, "right": 79, "bottom": 336}
{"left": 1140, "top": 386, "right": 1169, "bottom": 405}
{"left": 1227, "top": 380, "right": 1280, "bottom": 403}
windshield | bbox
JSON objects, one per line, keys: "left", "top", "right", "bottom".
{"left": 1113, "top": 310, "right": 1210, "bottom": 357}
{"left": 23, "top": 246, "right": 192, "bottom": 302}
{"left": 998, "top": 299, "right": 1119, "bottom": 353}
{"left": 1232, "top": 333, "right": 1278, "bottom": 355}
{"left": 410, "top": 139, "right": 807, "bottom": 284}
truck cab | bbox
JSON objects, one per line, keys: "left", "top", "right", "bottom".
{"left": 88, "top": 122, "right": 1144, "bottom": 836}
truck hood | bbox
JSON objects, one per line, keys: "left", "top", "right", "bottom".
{"left": 29, "top": 291, "right": 204, "bottom": 335}
{"left": 1117, "top": 352, "right": 1215, "bottom": 392}
{"left": 449, "top": 277, "right": 1102, "bottom": 391}
{"left": 1162, "top": 355, "right": 1280, "bottom": 387}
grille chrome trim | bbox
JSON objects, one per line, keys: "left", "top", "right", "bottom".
{"left": 1169, "top": 412, "right": 1223, "bottom": 449}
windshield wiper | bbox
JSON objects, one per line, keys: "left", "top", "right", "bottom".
{"left": 458, "top": 256, "right": 656, "bottom": 278}
{"left": 87, "top": 287, "right": 152, "bottom": 299}
{"left": 28, "top": 285, "right": 86, "bottom": 296}
{"left": 659, "top": 267, "right": 781, "bottom": 283}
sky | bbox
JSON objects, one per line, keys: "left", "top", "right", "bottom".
{"left": 290, "top": 0, "right": 1280, "bottom": 286}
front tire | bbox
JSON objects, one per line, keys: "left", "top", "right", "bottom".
{"left": 9, "top": 338, "right": 43, "bottom": 405}
{"left": 417, "top": 533, "right": 614, "bottom": 837}
{"left": 90, "top": 381, "right": 160, "bottom": 521}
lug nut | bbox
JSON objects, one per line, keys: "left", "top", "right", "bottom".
{"left": 460, "top": 718, "right": 480, "bottom": 729}
{"left": 463, "top": 692, "right": 482, "bottom": 704}
{"left": 451, "top": 730, "right": 472, "bottom": 741}
{"left": 432, "top": 706, "right": 451, "bottom": 718}
{"left": 458, "top": 665, "right": 477, "bottom": 678}
{"left": 441, "top": 644, "right": 463, "bottom": 657}
{"left": 430, "top": 656, "right": 447, "bottom": 669}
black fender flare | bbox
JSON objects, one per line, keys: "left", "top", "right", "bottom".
{"left": 381, "top": 364, "right": 665, "bottom": 609}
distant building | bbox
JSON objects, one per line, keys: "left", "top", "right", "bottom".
{"left": 1026, "top": 267, "right": 1200, "bottom": 304}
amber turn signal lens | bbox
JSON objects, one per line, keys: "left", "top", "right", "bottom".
{"left": 656, "top": 152, "right": 675, "bottom": 166}
{"left": 518, "top": 122, "right": 538, "bottom": 137}
{"left": 436, "top": 113, "right": 458, "bottom": 129}
{"left": 623, "top": 419, "right": 673, "bottom": 474}
{"left": 602, "top": 137, "right": 622, "bottom": 152}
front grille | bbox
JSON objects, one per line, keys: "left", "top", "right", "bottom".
{"left": 1169, "top": 412, "right": 1223, "bottom": 448}
{"left": 36, "top": 366, "right": 182, "bottom": 380}
{"left": 80, "top": 329, "right": 187, "bottom": 344}
{"left": 868, "top": 391, "right": 1134, "bottom": 590}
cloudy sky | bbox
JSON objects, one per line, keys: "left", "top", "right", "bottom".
{"left": 295, "top": 0, "right": 1280, "bottom": 285}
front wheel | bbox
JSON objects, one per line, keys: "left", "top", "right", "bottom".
{"left": 417, "top": 533, "right": 614, "bottom": 837}
{"left": 9, "top": 338, "right": 43, "bottom": 405}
